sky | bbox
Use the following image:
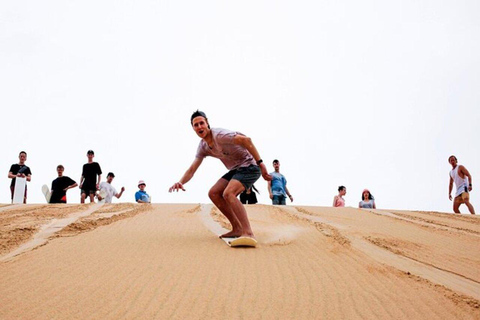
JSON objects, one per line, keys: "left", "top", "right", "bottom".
{"left": 1, "top": 0, "right": 479, "bottom": 213}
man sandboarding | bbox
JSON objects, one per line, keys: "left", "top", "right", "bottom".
{"left": 169, "top": 111, "right": 272, "bottom": 247}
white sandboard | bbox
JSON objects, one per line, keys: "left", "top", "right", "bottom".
{"left": 97, "top": 189, "right": 107, "bottom": 203}
{"left": 221, "top": 236, "right": 257, "bottom": 248}
{"left": 13, "top": 177, "right": 26, "bottom": 204}
{"left": 42, "top": 184, "right": 51, "bottom": 203}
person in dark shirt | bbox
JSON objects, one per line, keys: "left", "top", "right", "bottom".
{"left": 50, "top": 165, "right": 78, "bottom": 204}
{"left": 8, "top": 151, "right": 32, "bottom": 203}
{"left": 79, "top": 150, "right": 102, "bottom": 203}
{"left": 239, "top": 185, "right": 258, "bottom": 204}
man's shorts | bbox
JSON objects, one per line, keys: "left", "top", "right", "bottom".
{"left": 272, "top": 195, "right": 286, "bottom": 205}
{"left": 461, "top": 192, "right": 470, "bottom": 201}
{"left": 81, "top": 186, "right": 97, "bottom": 196}
{"left": 221, "top": 165, "right": 261, "bottom": 191}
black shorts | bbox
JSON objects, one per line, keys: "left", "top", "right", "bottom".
{"left": 81, "top": 186, "right": 96, "bottom": 195}
{"left": 221, "top": 165, "right": 261, "bottom": 191}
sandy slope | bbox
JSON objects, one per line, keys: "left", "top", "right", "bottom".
{"left": 0, "top": 204, "right": 478, "bottom": 319}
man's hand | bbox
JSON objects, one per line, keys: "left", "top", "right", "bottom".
{"left": 169, "top": 182, "right": 185, "bottom": 192}
{"left": 288, "top": 195, "right": 294, "bottom": 202}
{"left": 449, "top": 194, "right": 452, "bottom": 201}
{"left": 121, "top": 187, "right": 125, "bottom": 192}
{"left": 79, "top": 184, "right": 83, "bottom": 189}
{"left": 269, "top": 194, "right": 273, "bottom": 200}
{"left": 469, "top": 185, "right": 473, "bottom": 192}
{"left": 259, "top": 163, "right": 272, "bottom": 181}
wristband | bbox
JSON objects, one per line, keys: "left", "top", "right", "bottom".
{"left": 256, "top": 159, "right": 263, "bottom": 165}
{"left": 469, "top": 184, "right": 472, "bottom": 186}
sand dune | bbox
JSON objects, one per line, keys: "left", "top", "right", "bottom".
{"left": 0, "top": 204, "right": 478, "bottom": 319}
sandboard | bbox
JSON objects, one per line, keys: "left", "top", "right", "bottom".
{"left": 12, "top": 177, "right": 26, "bottom": 204}
{"left": 221, "top": 236, "right": 257, "bottom": 248}
{"left": 42, "top": 184, "right": 51, "bottom": 203}
{"left": 97, "top": 189, "right": 107, "bottom": 202}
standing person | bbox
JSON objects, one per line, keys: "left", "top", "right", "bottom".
{"left": 359, "top": 189, "right": 376, "bottom": 209}
{"left": 268, "top": 159, "right": 293, "bottom": 205}
{"left": 448, "top": 155, "right": 475, "bottom": 214}
{"left": 97, "top": 172, "right": 125, "bottom": 203}
{"left": 8, "top": 151, "right": 32, "bottom": 204}
{"left": 79, "top": 150, "right": 102, "bottom": 203}
{"left": 333, "top": 186, "right": 346, "bottom": 207}
{"left": 239, "top": 185, "right": 258, "bottom": 204}
{"left": 50, "top": 165, "right": 78, "bottom": 203}
{"left": 169, "top": 110, "right": 272, "bottom": 241}
{"left": 135, "top": 180, "right": 150, "bottom": 203}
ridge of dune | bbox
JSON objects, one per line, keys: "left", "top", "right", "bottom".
{"left": 0, "top": 203, "right": 479, "bottom": 319}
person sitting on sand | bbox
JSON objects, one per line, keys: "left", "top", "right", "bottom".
{"left": 333, "top": 186, "right": 346, "bottom": 207}
{"left": 239, "top": 185, "right": 259, "bottom": 204}
{"left": 359, "top": 189, "right": 376, "bottom": 209}
{"left": 135, "top": 180, "right": 151, "bottom": 203}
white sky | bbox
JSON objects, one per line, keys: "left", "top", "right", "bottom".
{"left": 1, "top": 0, "right": 479, "bottom": 213}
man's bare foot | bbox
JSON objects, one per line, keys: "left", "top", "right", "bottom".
{"left": 219, "top": 230, "right": 242, "bottom": 238}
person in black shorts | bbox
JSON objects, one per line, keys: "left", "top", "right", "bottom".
{"left": 50, "top": 165, "right": 78, "bottom": 204}
{"left": 79, "top": 150, "right": 102, "bottom": 203}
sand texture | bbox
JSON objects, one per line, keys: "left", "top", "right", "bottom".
{"left": 0, "top": 204, "right": 479, "bottom": 319}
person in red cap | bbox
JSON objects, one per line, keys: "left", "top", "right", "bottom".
{"left": 169, "top": 110, "right": 272, "bottom": 240}
{"left": 135, "top": 180, "right": 151, "bottom": 203}
{"left": 359, "top": 189, "right": 376, "bottom": 209}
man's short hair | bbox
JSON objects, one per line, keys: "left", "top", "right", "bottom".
{"left": 19, "top": 151, "right": 27, "bottom": 156}
{"left": 338, "top": 185, "right": 345, "bottom": 192}
{"left": 448, "top": 155, "right": 457, "bottom": 162}
{"left": 273, "top": 159, "right": 279, "bottom": 164}
{"left": 190, "top": 110, "right": 210, "bottom": 128}
{"left": 57, "top": 165, "right": 64, "bottom": 170}
{"left": 107, "top": 172, "right": 115, "bottom": 178}
{"left": 87, "top": 150, "right": 94, "bottom": 155}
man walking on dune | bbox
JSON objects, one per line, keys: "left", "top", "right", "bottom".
{"left": 169, "top": 111, "right": 272, "bottom": 243}
{"left": 448, "top": 155, "right": 475, "bottom": 215}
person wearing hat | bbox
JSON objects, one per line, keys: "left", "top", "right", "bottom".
{"left": 135, "top": 180, "right": 151, "bottom": 203}
{"left": 169, "top": 110, "right": 272, "bottom": 240}
{"left": 359, "top": 189, "right": 376, "bottom": 209}
{"left": 97, "top": 172, "right": 125, "bottom": 203}
{"left": 79, "top": 150, "right": 102, "bottom": 203}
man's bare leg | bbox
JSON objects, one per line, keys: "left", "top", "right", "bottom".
{"left": 453, "top": 197, "right": 462, "bottom": 214}
{"left": 208, "top": 178, "right": 243, "bottom": 238}
{"left": 89, "top": 193, "right": 95, "bottom": 203}
{"left": 464, "top": 200, "right": 476, "bottom": 215}
{"left": 223, "top": 179, "right": 254, "bottom": 238}
{"left": 81, "top": 192, "right": 86, "bottom": 204}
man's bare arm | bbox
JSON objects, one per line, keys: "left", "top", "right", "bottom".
{"left": 460, "top": 165, "right": 473, "bottom": 191}
{"left": 285, "top": 186, "right": 293, "bottom": 202}
{"left": 169, "top": 157, "right": 203, "bottom": 192}
{"left": 449, "top": 175, "right": 454, "bottom": 201}
{"left": 233, "top": 135, "right": 272, "bottom": 181}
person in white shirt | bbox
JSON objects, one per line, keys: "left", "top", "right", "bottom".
{"left": 448, "top": 155, "right": 475, "bottom": 214}
{"left": 97, "top": 172, "right": 125, "bottom": 203}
